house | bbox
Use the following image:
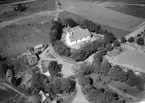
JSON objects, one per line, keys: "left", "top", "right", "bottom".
{"left": 26, "top": 52, "right": 38, "bottom": 66}
{"left": 39, "top": 90, "right": 47, "bottom": 103}
{"left": 63, "top": 26, "right": 92, "bottom": 49}
{"left": 42, "top": 71, "right": 51, "bottom": 77}
{"left": 6, "top": 69, "right": 13, "bottom": 82}
{"left": 34, "top": 44, "right": 45, "bottom": 54}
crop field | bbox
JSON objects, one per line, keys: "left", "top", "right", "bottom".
{"left": 59, "top": 0, "right": 143, "bottom": 32}
{"left": 0, "top": 0, "right": 56, "bottom": 22}
{"left": 81, "top": 0, "right": 145, "bottom": 18}
{"left": 81, "top": 0, "right": 145, "bottom": 4}
{"left": 59, "top": 11, "right": 129, "bottom": 38}
{"left": 0, "top": 0, "right": 26, "bottom": 5}
{"left": 0, "top": 15, "right": 54, "bottom": 58}
{"left": 112, "top": 49, "right": 145, "bottom": 73}
{"left": 0, "top": 84, "right": 21, "bottom": 102}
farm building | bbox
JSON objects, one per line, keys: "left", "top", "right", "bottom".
{"left": 62, "top": 26, "right": 92, "bottom": 49}
{"left": 26, "top": 52, "right": 38, "bottom": 66}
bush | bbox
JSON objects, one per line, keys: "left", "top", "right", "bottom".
{"left": 128, "top": 37, "right": 134, "bottom": 43}
{"left": 105, "top": 43, "right": 114, "bottom": 51}
{"left": 114, "top": 40, "right": 120, "bottom": 47}
{"left": 136, "top": 37, "right": 144, "bottom": 45}
{"left": 104, "top": 30, "right": 116, "bottom": 43}
{"left": 121, "top": 36, "right": 127, "bottom": 43}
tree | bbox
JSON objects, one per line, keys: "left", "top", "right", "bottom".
{"left": 100, "top": 61, "right": 111, "bottom": 75}
{"left": 114, "top": 40, "right": 120, "bottom": 47}
{"left": 78, "top": 63, "right": 94, "bottom": 76}
{"left": 48, "top": 61, "right": 62, "bottom": 77}
{"left": 81, "top": 19, "right": 98, "bottom": 32}
{"left": 54, "top": 41, "right": 71, "bottom": 56}
{"left": 121, "top": 36, "right": 127, "bottom": 43}
{"left": 136, "top": 37, "right": 144, "bottom": 45}
{"left": 51, "top": 77, "right": 63, "bottom": 94}
{"left": 128, "top": 37, "right": 134, "bottom": 43}
{"left": 64, "top": 18, "right": 78, "bottom": 27}
{"left": 50, "top": 21, "right": 63, "bottom": 44}
{"left": 31, "top": 73, "right": 50, "bottom": 94}
{"left": 104, "top": 31, "right": 116, "bottom": 43}
{"left": 105, "top": 43, "right": 114, "bottom": 51}
{"left": 51, "top": 77, "right": 76, "bottom": 94}
{"left": 107, "top": 66, "right": 128, "bottom": 82}
{"left": 14, "top": 3, "right": 27, "bottom": 12}
{"left": 78, "top": 74, "right": 91, "bottom": 86}
{"left": 98, "top": 47, "right": 107, "bottom": 56}
{"left": 93, "top": 53, "right": 103, "bottom": 66}
{"left": 61, "top": 78, "right": 76, "bottom": 93}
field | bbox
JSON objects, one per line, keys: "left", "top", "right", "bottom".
{"left": 81, "top": 0, "right": 145, "bottom": 18}
{"left": 59, "top": 11, "right": 129, "bottom": 38}
{"left": 0, "top": 15, "right": 54, "bottom": 58}
{"left": 112, "top": 49, "right": 145, "bottom": 73}
{"left": 0, "top": 0, "right": 56, "bottom": 22}
{"left": 59, "top": 0, "right": 143, "bottom": 33}
{"left": 0, "top": 0, "right": 26, "bottom": 5}
{"left": 0, "top": 84, "right": 21, "bottom": 102}
{"left": 81, "top": 0, "right": 145, "bottom": 4}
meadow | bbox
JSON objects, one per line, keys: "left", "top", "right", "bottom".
{"left": 112, "top": 49, "right": 145, "bottom": 73}
{"left": 0, "top": 84, "right": 21, "bottom": 102}
{"left": 0, "top": 15, "right": 54, "bottom": 58}
{"left": 59, "top": 0, "right": 143, "bottom": 32}
{"left": 0, "top": 0, "right": 56, "bottom": 22}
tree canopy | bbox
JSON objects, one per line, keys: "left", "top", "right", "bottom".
{"left": 105, "top": 43, "right": 114, "bottom": 51}
{"left": 47, "top": 61, "right": 62, "bottom": 77}
{"left": 114, "top": 40, "right": 120, "bottom": 47}
{"left": 136, "top": 37, "right": 144, "bottom": 45}
{"left": 128, "top": 37, "right": 134, "bottom": 43}
{"left": 121, "top": 36, "right": 127, "bottom": 43}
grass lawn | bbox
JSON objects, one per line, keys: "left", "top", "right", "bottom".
{"left": 59, "top": 11, "right": 129, "bottom": 38}
{"left": 59, "top": 0, "right": 143, "bottom": 32}
{"left": 0, "top": 84, "right": 21, "bottom": 102}
{"left": 0, "top": 15, "right": 54, "bottom": 58}
{"left": 112, "top": 49, "right": 145, "bottom": 73}
{"left": 0, "top": 0, "right": 56, "bottom": 22}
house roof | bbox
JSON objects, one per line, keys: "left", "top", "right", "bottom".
{"left": 71, "top": 26, "right": 91, "bottom": 41}
{"left": 64, "top": 26, "right": 91, "bottom": 41}
{"left": 34, "top": 44, "right": 43, "bottom": 49}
